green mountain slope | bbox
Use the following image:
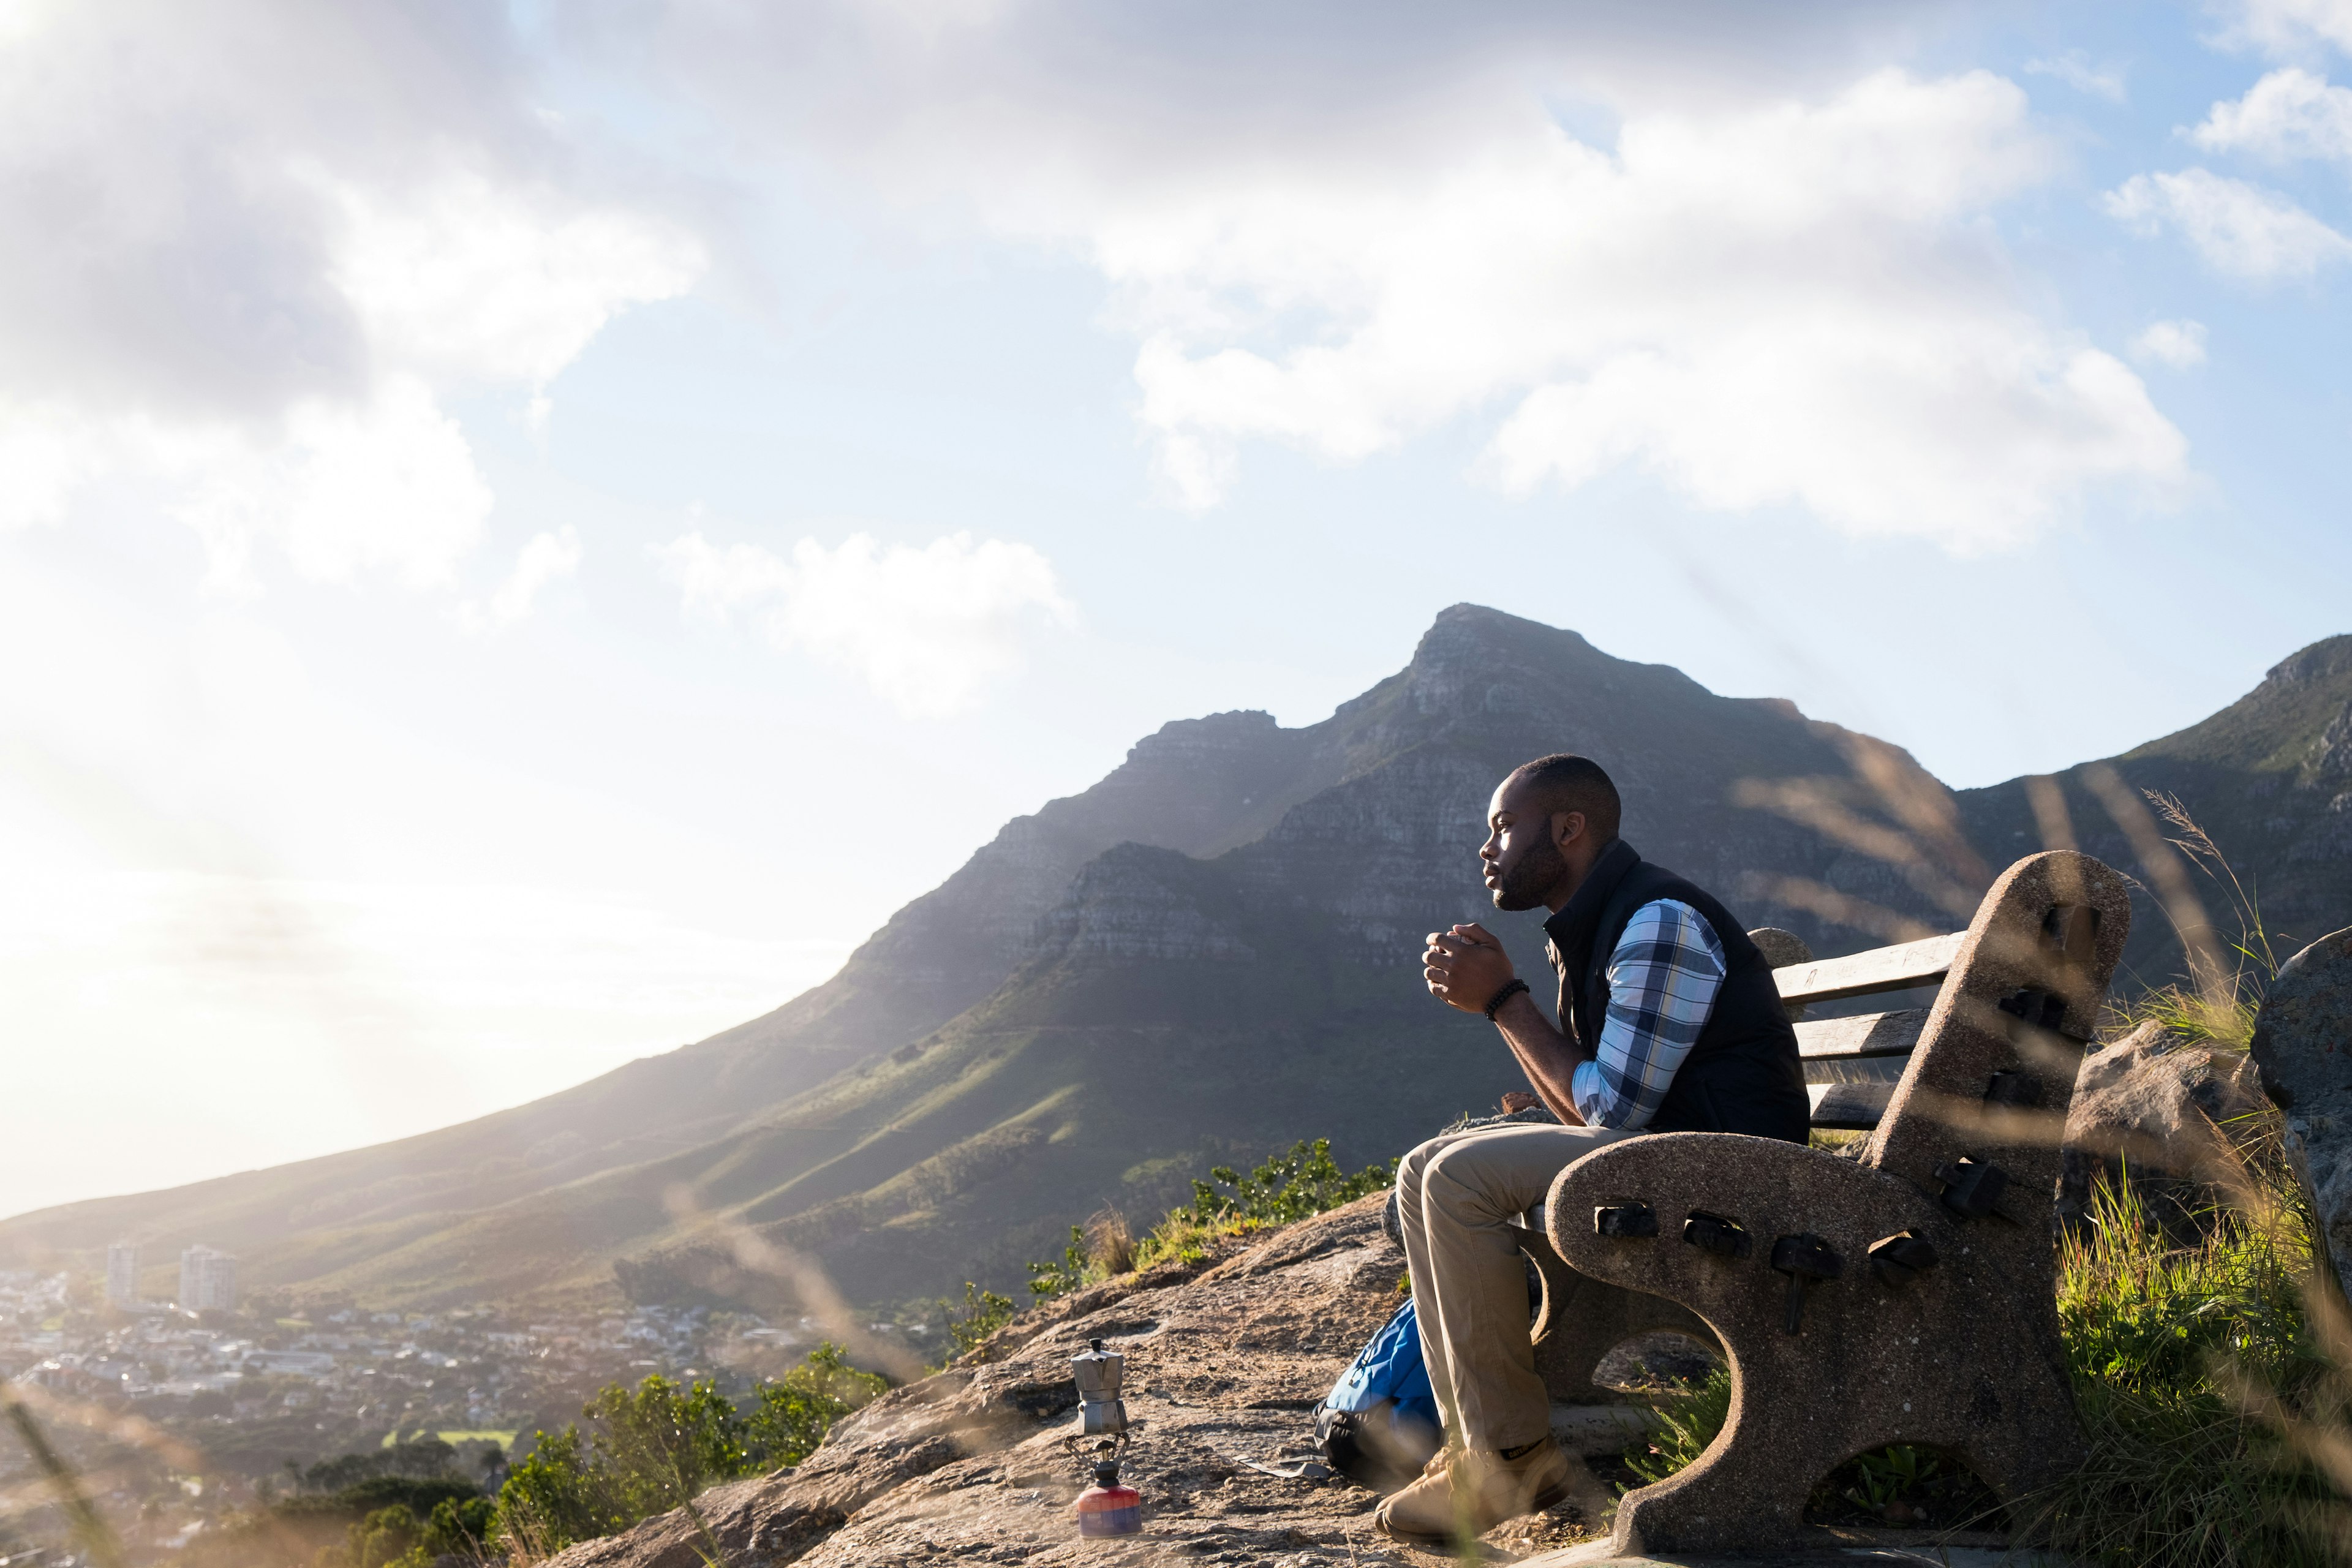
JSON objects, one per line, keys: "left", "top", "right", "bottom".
{"left": 0, "top": 707, "right": 1345, "bottom": 1286}
{"left": 1956, "top": 634, "right": 2352, "bottom": 982}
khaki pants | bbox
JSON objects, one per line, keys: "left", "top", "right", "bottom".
{"left": 1395, "top": 1120, "right": 1642, "bottom": 1451}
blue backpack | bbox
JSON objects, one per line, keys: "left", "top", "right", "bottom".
{"left": 1315, "top": 1297, "right": 1442, "bottom": 1490}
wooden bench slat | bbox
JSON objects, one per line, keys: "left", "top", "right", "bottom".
{"left": 1807, "top": 1080, "right": 1894, "bottom": 1130}
{"left": 1794, "top": 1008, "right": 1930, "bottom": 1060}
{"left": 1803, "top": 1055, "right": 1906, "bottom": 1088}
{"left": 1774, "top": 932, "right": 1963, "bottom": 1006}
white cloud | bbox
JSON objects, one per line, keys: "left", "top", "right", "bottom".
{"left": 2025, "top": 51, "right": 2128, "bottom": 103}
{"left": 2104, "top": 166, "right": 2352, "bottom": 279}
{"left": 1482, "top": 331, "right": 2179, "bottom": 548}
{"left": 2195, "top": 67, "right": 2352, "bottom": 163}
{"left": 625, "top": 7, "right": 2188, "bottom": 549}
{"left": 658, "top": 531, "right": 1076, "bottom": 715}
{"left": 324, "top": 172, "right": 706, "bottom": 390}
{"left": 172, "top": 378, "right": 497, "bottom": 592}
{"left": 0, "top": 1, "right": 703, "bottom": 590}
{"left": 2129, "top": 318, "right": 2212, "bottom": 367}
{"left": 2224, "top": 0, "right": 2352, "bottom": 58}
{"left": 465, "top": 526, "right": 585, "bottom": 628}
{"left": 1101, "top": 69, "right": 2180, "bottom": 544}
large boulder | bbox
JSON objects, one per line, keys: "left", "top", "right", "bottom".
{"left": 2058, "top": 1020, "right": 2275, "bottom": 1240}
{"left": 2249, "top": 926, "right": 2352, "bottom": 1300}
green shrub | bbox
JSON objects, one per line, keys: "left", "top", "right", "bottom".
{"left": 941, "top": 1281, "right": 1018, "bottom": 1362}
{"left": 494, "top": 1343, "right": 883, "bottom": 1556}
{"left": 317, "top": 1502, "right": 423, "bottom": 1568}
{"left": 1623, "top": 1368, "right": 1730, "bottom": 1487}
{"left": 1131, "top": 1139, "right": 1396, "bottom": 1270}
{"left": 1027, "top": 1226, "right": 1093, "bottom": 1300}
{"left": 1180, "top": 1138, "right": 1395, "bottom": 1228}
{"left": 744, "top": 1342, "right": 887, "bottom": 1469}
{"left": 420, "top": 1493, "right": 494, "bottom": 1558}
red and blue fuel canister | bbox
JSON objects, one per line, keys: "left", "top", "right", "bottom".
{"left": 1075, "top": 1457, "right": 1142, "bottom": 1537}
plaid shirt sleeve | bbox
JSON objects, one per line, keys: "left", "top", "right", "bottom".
{"left": 1568, "top": 899, "right": 1727, "bottom": 1130}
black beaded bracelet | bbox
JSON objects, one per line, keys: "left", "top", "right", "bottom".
{"left": 1482, "top": 978, "right": 1531, "bottom": 1020}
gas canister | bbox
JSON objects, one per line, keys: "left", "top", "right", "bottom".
{"left": 1074, "top": 1455, "right": 1142, "bottom": 1537}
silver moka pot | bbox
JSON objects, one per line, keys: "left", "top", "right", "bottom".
{"left": 1070, "top": 1337, "right": 1128, "bottom": 1436}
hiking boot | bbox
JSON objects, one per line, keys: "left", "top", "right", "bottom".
{"left": 1370, "top": 1462, "right": 1462, "bottom": 1541}
{"left": 1371, "top": 1438, "right": 1572, "bottom": 1542}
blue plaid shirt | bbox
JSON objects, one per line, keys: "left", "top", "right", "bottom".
{"left": 1564, "top": 899, "right": 1727, "bottom": 1129}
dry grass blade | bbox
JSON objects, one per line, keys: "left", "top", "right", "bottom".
{"left": 1746, "top": 875, "right": 1940, "bottom": 944}
{"left": 660, "top": 1182, "right": 925, "bottom": 1384}
{"left": 2147, "top": 788, "right": 2283, "bottom": 981}
{"left": 2026, "top": 773, "right": 2079, "bottom": 853}
{"left": 1733, "top": 777, "right": 1982, "bottom": 922}
{"left": 2, "top": 1379, "right": 204, "bottom": 1471}
{"left": 2081, "top": 763, "right": 2233, "bottom": 1016}
{"left": 2, "top": 1385, "right": 128, "bottom": 1568}
{"left": 1085, "top": 1208, "right": 1136, "bottom": 1276}
{"left": 1836, "top": 731, "right": 1993, "bottom": 893}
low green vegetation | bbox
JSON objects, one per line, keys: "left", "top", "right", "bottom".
{"left": 2038, "top": 1168, "right": 2337, "bottom": 1566}
{"left": 314, "top": 1494, "right": 492, "bottom": 1568}
{"left": 936, "top": 1139, "right": 1394, "bottom": 1365}
{"left": 174, "top": 1346, "right": 887, "bottom": 1566}
{"left": 941, "top": 1280, "right": 1020, "bottom": 1360}
{"left": 1622, "top": 1367, "right": 1730, "bottom": 1488}
{"left": 496, "top": 1344, "right": 886, "bottom": 1558}
{"left": 1133, "top": 1137, "right": 1395, "bottom": 1271}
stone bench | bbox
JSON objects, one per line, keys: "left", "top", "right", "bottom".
{"left": 1515, "top": 851, "right": 2130, "bottom": 1553}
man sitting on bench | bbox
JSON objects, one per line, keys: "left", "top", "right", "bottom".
{"left": 1378, "top": 753, "right": 1811, "bottom": 1542}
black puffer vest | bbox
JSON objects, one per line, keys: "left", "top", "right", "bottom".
{"left": 1542, "top": 839, "right": 1809, "bottom": 1142}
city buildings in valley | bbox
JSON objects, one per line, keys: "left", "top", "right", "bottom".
{"left": 179, "top": 1245, "right": 236, "bottom": 1313}
{"left": 107, "top": 1240, "right": 140, "bottom": 1306}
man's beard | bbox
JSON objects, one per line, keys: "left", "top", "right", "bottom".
{"left": 1491, "top": 837, "right": 1566, "bottom": 911}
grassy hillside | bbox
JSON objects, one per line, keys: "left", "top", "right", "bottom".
{"left": 0, "top": 707, "right": 1341, "bottom": 1283}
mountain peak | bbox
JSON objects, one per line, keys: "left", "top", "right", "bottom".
{"left": 2264, "top": 635, "right": 2352, "bottom": 692}
{"left": 1413, "top": 603, "right": 1601, "bottom": 673}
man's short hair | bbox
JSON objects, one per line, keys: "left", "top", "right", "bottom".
{"left": 1510, "top": 753, "right": 1621, "bottom": 842}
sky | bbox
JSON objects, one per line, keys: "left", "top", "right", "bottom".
{"left": 3, "top": 0, "right": 2349, "bottom": 1218}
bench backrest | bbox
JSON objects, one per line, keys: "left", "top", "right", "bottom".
{"left": 1761, "top": 853, "right": 2130, "bottom": 1142}
{"left": 1751, "top": 928, "right": 1964, "bottom": 1131}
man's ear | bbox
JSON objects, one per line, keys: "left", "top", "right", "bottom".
{"left": 1551, "top": 810, "right": 1585, "bottom": 853}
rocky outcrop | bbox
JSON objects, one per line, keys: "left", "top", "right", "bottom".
{"left": 1033, "top": 845, "right": 1257, "bottom": 963}
{"left": 2057, "top": 1022, "right": 2276, "bottom": 1240}
{"left": 546, "top": 1194, "right": 1596, "bottom": 1567}
{"left": 2250, "top": 926, "right": 2352, "bottom": 1303}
